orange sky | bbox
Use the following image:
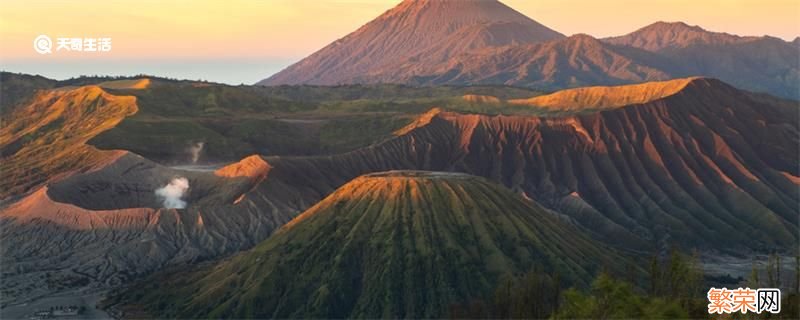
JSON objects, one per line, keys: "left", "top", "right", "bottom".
{"left": 2, "top": 0, "right": 798, "bottom": 59}
{"left": 1, "top": 0, "right": 797, "bottom": 83}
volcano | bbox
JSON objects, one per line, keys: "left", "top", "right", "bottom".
{"left": 119, "top": 171, "right": 631, "bottom": 318}
{"left": 259, "top": 0, "right": 564, "bottom": 86}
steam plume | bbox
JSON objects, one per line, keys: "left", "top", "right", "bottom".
{"left": 155, "top": 177, "right": 190, "bottom": 209}
{"left": 188, "top": 142, "right": 205, "bottom": 164}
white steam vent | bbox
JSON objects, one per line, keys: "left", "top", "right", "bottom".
{"left": 155, "top": 177, "right": 190, "bottom": 209}
{"left": 188, "top": 142, "right": 205, "bottom": 164}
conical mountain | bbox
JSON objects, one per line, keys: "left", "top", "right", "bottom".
{"left": 120, "top": 171, "right": 631, "bottom": 319}
{"left": 259, "top": 0, "right": 564, "bottom": 86}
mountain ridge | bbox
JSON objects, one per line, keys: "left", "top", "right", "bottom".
{"left": 603, "top": 21, "right": 759, "bottom": 51}
{"left": 258, "top": 2, "right": 799, "bottom": 99}
{"left": 508, "top": 77, "right": 700, "bottom": 110}
{"left": 238, "top": 77, "right": 800, "bottom": 253}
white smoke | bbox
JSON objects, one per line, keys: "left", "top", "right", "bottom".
{"left": 155, "top": 177, "right": 190, "bottom": 209}
{"left": 188, "top": 142, "right": 205, "bottom": 164}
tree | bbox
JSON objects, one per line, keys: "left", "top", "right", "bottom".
{"left": 749, "top": 261, "right": 760, "bottom": 288}
{"left": 795, "top": 255, "right": 799, "bottom": 294}
{"left": 449, "top": 268, "right": 561, "bottom": 319}
{"left": 648, "top": 249, "right": 703, "bottom": 308}
{"left": 649, "top": 254, "right": 660, "bottom": 296}
{"left": 553, "top": 273, "right": 688, "bottom": 319}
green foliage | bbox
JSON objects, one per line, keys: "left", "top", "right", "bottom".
{"left": 449, "top": 269, "right": 561, "bottom": 319}
{"left": 554, "top": 273, "right": 689, "bottom": 320}
{"left": 318, "top": 115, "right": 413, "bottom": 152}
{"left": 648, "top": 250, "right": 707, "bottom": 318}
{"left": 4, "top": 73, "right": 558, "bottom": 163}
{"left": 85, "top": 80, "right": 549, "bottom": 162}
{"left": 744, "top": 253, "right": 800, "bottom": 320}
{"left": 796, "top": 255, "right": 800, "bottom": 295}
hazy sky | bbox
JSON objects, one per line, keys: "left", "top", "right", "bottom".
{"left": 2, "top": 0, "right": 798, "bottom": 84}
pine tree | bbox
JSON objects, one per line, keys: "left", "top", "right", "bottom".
{"left": 767, "top": 254, "right": 776, "bottom": 288}
{"left": 776, "top": 255, "right": 782, "bottom": 288}
{"left": 649, "top": 254, "right": 660, "bottom": 296}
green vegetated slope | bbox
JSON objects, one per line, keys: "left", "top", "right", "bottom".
{"left": 2, "top": 72, "right": 550, "bottom": 164}
{"left": 120, "top": 171, "right": 634, "bottom": 319}
{"left": 83, "top": 80, "right": 546, "bottom": 163}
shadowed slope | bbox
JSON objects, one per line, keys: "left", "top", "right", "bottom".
{"left": 603, "top": 22, "right": 800, "bottom": 98}
{"left": 410, "top": 34, "right": 674, "bottom": 90}
{"left": 119, "top": 171, "right": 631, "bottom": 319}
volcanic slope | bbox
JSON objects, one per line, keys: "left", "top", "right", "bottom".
{"left": 233, "top": 78, "right": 800, "bottom": 253}
{"left": 120, "top": 171, "right": 631, "bottom": 319}
{"left": 0, "top": 152, "right": 298, "bottom": 306}
{"left": 260, "top": 0, "right": 564, "bottom": 86}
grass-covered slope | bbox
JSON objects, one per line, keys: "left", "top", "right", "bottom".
{"left": 119, "top": 171, "right": 632, "bottom": 319}
{"left": 84, "top": 80, "right": 544, "bottom": 163}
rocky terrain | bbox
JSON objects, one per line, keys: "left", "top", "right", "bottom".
{"left": 232, "top": 78, "right": 800, "bottom": 252}
{"left": 0, "top": 152, "right": 294, "bottom": 307}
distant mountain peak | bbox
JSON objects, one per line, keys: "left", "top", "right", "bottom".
{"left": 645, "top": 21, "right": 705, "bottom": 32}
{"left": 604, "top": 21, "right": 754, "bottom": 51}
{"left": 563, "top": 33, "right": 605, "bottom": 46}
{"left": 259, "top": 0, "right": 563, "bottom": 86}
{"left": 390, "top": 0, "right": 536, "bottom": 23}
